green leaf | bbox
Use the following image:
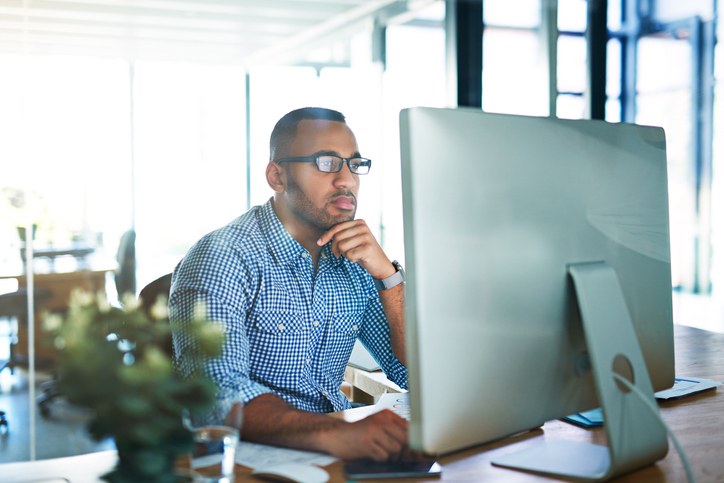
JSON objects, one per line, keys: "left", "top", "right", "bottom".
{"left": 116, "top": 395, "right": 153, "bottom": 417}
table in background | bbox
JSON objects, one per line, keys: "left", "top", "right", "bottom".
{"left": 1, "top": 324, "right": 722, "bottom": 482}
{"left": 0, "top": 268, "right": 113, "bottom": 364}
{"left": 344, "top": 364, "right": 403, "bottom": 404}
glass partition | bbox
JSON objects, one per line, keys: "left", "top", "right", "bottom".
{"left": 133, "top": 61, "right": 247, "bottom": 288}
{"left": 636, "top": 33, "right": 694, "bottom": 290}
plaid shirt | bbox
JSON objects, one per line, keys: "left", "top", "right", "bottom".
{"left": 170, "top": 200, "right": 407, "bottom": 418}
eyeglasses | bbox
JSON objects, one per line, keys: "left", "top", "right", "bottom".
{"left": 276, "top": 155, "right": 372, "bottom": 175}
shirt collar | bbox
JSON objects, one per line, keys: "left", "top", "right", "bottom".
{"left": 257, "top": 199, "right": 302, "bottom": 265}
{"left": 319, "top": 243, "right": 345, "bottom": 269}
{"left": 257, "top": 199, "right": 345, "bottom": 268}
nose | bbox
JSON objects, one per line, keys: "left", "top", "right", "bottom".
{"left": 333, "top": 160, "right": 357, "bottom": 189}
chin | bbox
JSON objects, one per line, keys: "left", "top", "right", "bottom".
{"left": 324, "top": 214, "right": 354, "bottom": 230}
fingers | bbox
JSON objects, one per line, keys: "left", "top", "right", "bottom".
{"left": 317, "top": 220, "right": 360, "bottom": 247}
{"left": 367, "top": 440, "right": 394, "bottom": 462}
{"left": 344, "top": 410, "right": 410, "bottom": 462}
{"left": 401, "top": 448, "right": 427, "bottom": 461}
{"left": 317, "top": 221, "right": 395, "bottom": 280}
{"left": 366, "top": 410, "right": 408, "bottom": 461}
{"left": 318, "top": 221, "right": 368, "bottom": 255}
{"left": 363, "top": 429, "right": 404, "bottom": 462}
{"left": 376, "top": 410, "right": 408, "bottom": 442}
{"left": 372, "top": 436, "right": 403, "bottom": 461}
{"left": 322, "top": 222, "right": 369, "bottom": 258}
{"left": 332, "top": 229, "right": 374, "bottom": 261}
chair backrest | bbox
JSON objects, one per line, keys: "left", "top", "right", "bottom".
{"left": 115, "top": 230, "right": 136, "bottom": 300}
{"left": 0, "top": 287, "right": 53, "bottom": 319}
{"left": 138, "top": 273, "right": 173, "bottom": 358}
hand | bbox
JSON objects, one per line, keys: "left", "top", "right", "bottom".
{"left": 325, "top": 410, "right": 409, "bottom": 461}
{"left": 317, "top": 220, "right": 396, "bottom": 280}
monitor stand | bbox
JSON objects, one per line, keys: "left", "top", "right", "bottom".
{"left": 491, "top": 262, "right": 669, "bottom": 481}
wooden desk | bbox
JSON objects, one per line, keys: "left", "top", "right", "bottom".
{"left": 336, "top": 324, "right": 720, "bottom": 483}
{"left": 1, "top": 269, "right": 112, "bottom": 363}
{"left": 1, "top": 324, "right": 722, "bottom": 482}
{"left": 11, "top": 269, "right": 111, "bottom": 313}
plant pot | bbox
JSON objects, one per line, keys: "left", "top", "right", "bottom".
{"left": 106, "top": 440, "right": 180, "bottom": 483}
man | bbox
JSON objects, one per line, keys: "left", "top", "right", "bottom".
{"left": 170, "top": 107, "right": 409, "bottom": 461}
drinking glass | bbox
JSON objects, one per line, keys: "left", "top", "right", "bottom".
{"left": 185, "top": 401, "right": 242, "bottom": 483}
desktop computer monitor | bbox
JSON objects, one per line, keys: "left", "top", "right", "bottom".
{"left": 399, "top": 107, "right": 675, "bottom": 465}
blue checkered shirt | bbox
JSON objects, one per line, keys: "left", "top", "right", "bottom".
{"left": 169, "top": 200, "right": 407, "bottom": 419}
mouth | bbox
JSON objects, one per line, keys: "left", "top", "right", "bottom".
{"left": 330, "top": 195, "right": 356, "bottom": 211}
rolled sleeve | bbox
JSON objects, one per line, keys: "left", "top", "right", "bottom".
{"left": 170, "top": 231, "right": 267, "bottom": 422}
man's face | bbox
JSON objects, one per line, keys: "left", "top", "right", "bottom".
{"left": 282, "top": 119, "right": 361, "bottom": 232}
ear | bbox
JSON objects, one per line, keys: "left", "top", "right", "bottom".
{"left": 266, "top": 161, "right": 286, "bottom": 193}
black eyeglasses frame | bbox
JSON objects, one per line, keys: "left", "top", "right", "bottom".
{"left": 276, "top": 155, "right": 372, "bottom": 175}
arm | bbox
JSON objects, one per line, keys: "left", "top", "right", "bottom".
{"left": 376, "top": 283, "right": 405, "bottom": 366}
{"left": 317, "top": 220, "right": 406, "bottom": 366}
{"left": 242, "top": 393, "right": 409, "bottom": 461}
{"left": 170, "top": 234, "right": 275, "bottom": 424}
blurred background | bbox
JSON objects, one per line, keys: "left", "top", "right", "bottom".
{"left": 0, "top": 0, "right": 722, "bottom": 462}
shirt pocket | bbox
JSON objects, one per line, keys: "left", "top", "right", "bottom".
{"left": 331, "top": 311, "right": 363, "bottom": 338}
{"left": 249, "top": 311, "right": 306, "bottom": 387}
{"left": 254, "top": 310, "right": 306, "bottom": 335}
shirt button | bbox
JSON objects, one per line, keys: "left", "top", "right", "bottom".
{"left": 352, "top": 325, "right": 358, "bottom": 331}
{"left": 313, "top": 320, "right": 319, "bottom": 327}
{"left": 278, "top": 324, "right": 285, "bottom": 331}
{"left": 305, "top": 358, "right": 310, "bottom": 364}
{"left": 323, "top": 390, "right": 328, "bottom": 395}
{"left": 301, "top": 252, "right": 308, "bottom": 258}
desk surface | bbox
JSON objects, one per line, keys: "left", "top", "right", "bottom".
{"left": 2, "top": 324, "right": 722, "bottom": 482}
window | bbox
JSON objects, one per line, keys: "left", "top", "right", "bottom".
{"left": 0, "top": 54, "right": 131, "bottom": 275}
{"left": 382, "top": 17, "right": 446, "bottom": 260}
{"left": 483, "top": 0, "right": 547, "bottom": 117}
{"left": 133, "top": 62, "right": 247, "bottom": 286}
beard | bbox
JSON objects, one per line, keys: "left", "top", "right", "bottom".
{"left": 285, "top": 169, "right": 357, "bottom": 231}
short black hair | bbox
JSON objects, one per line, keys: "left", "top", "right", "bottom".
{"left": 269, "top": 107, "right": 346, "bottom": 162}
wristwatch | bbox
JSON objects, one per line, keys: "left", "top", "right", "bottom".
{"left": 373, "top": 260, "right": 405, "bottom": 290}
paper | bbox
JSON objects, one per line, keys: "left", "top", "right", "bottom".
{"left": 564, "top": 377, "right": 722, "bottom": 427}
{"left": 563, "top": 408, "right": 603, "bottom": 427}
{"left": 376, "top": 392, "right": 410, "bottom": 420}
{"left": 235, "top": 441, "right": 338, "bottom": 469}
{"left": 654, "top": 376, "right": 722, "bottom": 400}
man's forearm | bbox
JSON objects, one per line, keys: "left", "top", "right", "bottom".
{"left": 242, "top": 393, "right": 345, "bottom": 453}
{"left": 378, "top": 283, "right": 406, "bottom": 366}
{"left": 241, "top": 393, "right": 410, "bottom": 462}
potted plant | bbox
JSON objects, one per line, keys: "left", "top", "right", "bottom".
{"left": 44, "top": 290, "right": 224, "bottom": 483}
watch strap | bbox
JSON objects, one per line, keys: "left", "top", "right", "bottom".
{"left": 373, "top": 261, "right": 405, "bottom": 290}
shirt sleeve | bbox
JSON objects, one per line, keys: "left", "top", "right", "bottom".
{"left": 169, "top": 232, "right": 273, "bottom": 424}
{"left": 357, "top": 280, "right": 408, "bottom": 390}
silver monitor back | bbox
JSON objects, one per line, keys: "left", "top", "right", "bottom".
{"left": 400, "top": 107, "right": 675, "bottom": 455}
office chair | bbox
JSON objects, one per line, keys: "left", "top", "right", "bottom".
{"left": 0, "top": 287, "right": 56, "bottom": 419}
{"left": 138, "top": 273, "right": 174, "bottom": 358}
{"left": 37, "top": 272, "right": 173, "bottom": 419}
{"left": 0, "top": 287, "right": 54, "bottom": 375}
{"left": 37, "top": 229, "right": 134, "bottom": 417}
{"left": 115, "top": 229, "right": 136, "bottom": 302}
